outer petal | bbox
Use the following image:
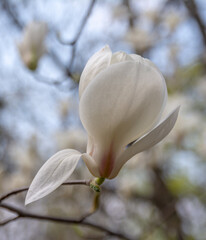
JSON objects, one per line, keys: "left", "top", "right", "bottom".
{"left": 79, "top": 60, "right": 167, "bottom": 169}
{"left": 111, "top": 51, "right": 133, "bottom": 64}
{"left": 25, "top": 22, "right": 47, "bottom": 57}
{"left": 109, "top": 106, "right": 180, "bottom": 179}
{"left": 81, "top": 153, "right": 101, "bottom": 178}
{"left": 79, "top": 45, "right": 112, "bottom": 98}
{"left": 130, "top": 54, "right": 166, "bottom": 82}
{"left": 25, "top": 149, "right": 81, "bottom": 205}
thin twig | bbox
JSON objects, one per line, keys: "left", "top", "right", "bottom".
{"left": 183, "top": 0, "right": 206, "bottom": 47}
{"left": 0, "top": 203, "right": 135, "bottom": 240}
{"left": 67, "top": 0, "right": 96, "bottom": 71}
{"left": 0, "top": 179, "right": 136, "bottom": 239}
{"left": 51, "top": 0, "right": 96, "bottom": 81}
{"left": 0, "top": 180, "right": 91, "bottom": 202}
{"left": 1, "top": 0, "right": 23, "bottom": 29}
{"left": 58, "top": 0, "right": 96, "bottom": 46}
{"left": 80, "top": 192, "right": 100, "bottom": 222}
{"left": 123, "top": 0, "right": 136, "bottom": 28}
{"left": 2, "top": 0, "right": 96, "bottom": 87}
{"left": 0, "top": 216, "right": 20, "bottom": 226}
{"left": 47, "top": 50, "right": 74, "bottom": 79}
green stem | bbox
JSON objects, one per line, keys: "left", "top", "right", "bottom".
{"left": 89, "top": 178, "right": 105, "bottom": 193}
{"left": 95, "top": 177, "right": 105, "bottom": 186}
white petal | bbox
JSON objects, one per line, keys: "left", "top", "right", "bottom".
{"left": 81, "top": 153, "right": 101, "bottom": 177}
{"left": 83, "top": 136, "right": 101, "bottom": 177}
{"left": 130, "top": 54, "right": 165, "bottom": 79}
{"left": 109, "top": 106, "right": 180, "bottom": 179}
{"left": 79, "top": 60, "right": 167, "bottom": 167}
{"left": 24, "top": 22, "right": 47, "bottom": 56}
{"left": 129, "top": 54, "right": 142, "bottom": 62}
{"left": 25, "top": 22, "right": 47, "bottom": 47}
{"left": 111, "top": 51, "right": 133, "bottom": 64}
{"left": 79, "top": 45, "right": 112, "bottom": 98}
{"left": 25, "top": 149, "right": 81, "bottom": 205}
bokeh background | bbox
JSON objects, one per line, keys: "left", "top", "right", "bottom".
{"left": 0, "top": 0, "right": 206, "bottom": 239}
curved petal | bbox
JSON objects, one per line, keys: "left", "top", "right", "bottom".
{"left": 79, "top": 60, "right": 167, "bottom": 169}
{"left": 25, "top": 149, "right": 81, "bottom": 205}
{"left": 130, "top": 54, "right": 166, "bottom": 84}
{"left": 81, "top": 153, "right": 101, "bottom": 177}
{"left": 24, "top": 22, "right": 47, "bottom": 57}
{"left": 79, "top": 45, "right": 112, "bottom": 98}
{"left": 129, "top": 54, "right": 142, "bottom": 62}
{"left": 111, "top": 51, "right": 133, "bottom": 64}
{"left": 109, "top": 106, "right": 180, "bottom": 179}
{"left": 25, "top": 22, "right": 47, "bottom": 46}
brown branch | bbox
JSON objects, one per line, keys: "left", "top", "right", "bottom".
{"left": 67, "top": 0, "right": 96, "bottom": 72}
{"left": 1, "top": 0, "right": 77, "bottom": 85}
{"left": 1, "top": 0, "right": 23, "bottom": 29}
{"left": 0, "top": 180, "right": 91, "bottom": 202}
{"left": 183, "top": 0, "right": 206, "bottom": 47}
{"left": 152, "top": 167, "right": 185, "bottom": 240}
{"left": 0, "top": 203, "right": 135, "bottom": 240}
{"left": 2, "top": 0, "right": 96, "bottom": 87}
{"left": 47, "top": 50, "right": 74, "bottom": 79}
{"left": 48, "top": 0, "right": 96, "bottom": 82}
{"left": 58, "top": 0, "right": 96, "bottom": 46}
{"left": 0, "top": 179, "right": 136, "bottom": 239}
{"left": 0, "top": 216, "right": 20, "bottom": 226}
{"left": 31, "top": 73, "right": 71, "bottom": 90}
{"left": 80, "top": 192, "right": 100, "bottom": 222}
{"left": 123, "top": 0, "right": 136, "bottom": 28}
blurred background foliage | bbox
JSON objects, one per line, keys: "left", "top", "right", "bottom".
{"left": 0, "top": 0, "right": 206, "bottom": 239}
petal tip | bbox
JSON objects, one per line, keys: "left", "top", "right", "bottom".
{"left": 25, "top": 189, "right": 42, "bottom": 205}
{"left": 25, "top": 192, "right": 34, "bottom": 205}
{"left": 103, "top": 44, "right": 110, "bottom": 50}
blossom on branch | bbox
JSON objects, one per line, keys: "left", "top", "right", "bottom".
{"left": 17, "top": 21, "right": 48, "bottom": 70}
{"left": 25, "top": 46, "right": 179, "bottom": 204}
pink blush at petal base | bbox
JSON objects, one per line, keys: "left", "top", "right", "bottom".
{"left": 99, "top": 144, "right": 115, "bottom": 178}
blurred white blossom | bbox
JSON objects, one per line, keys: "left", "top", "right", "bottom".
{"left": 17, "top": 21, "right": 48, "bottom": 70}
{"left": 112, "top": 5, "right": 131, "bottom": 20}
{"left": 55, "top": 128, "right": 87, "bottom": 153}
{"left": 125, "top": 28, "right": 155, "bottom": 52}
{"left": 145, "top": 10, "right": 160, "bottom": 23}
{"left": 165, "top": 12, "right": 181, "bottom": 32}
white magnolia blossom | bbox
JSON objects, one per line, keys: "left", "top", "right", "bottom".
{"left": 25, "top": 45, "right": 179, "bottom": 204}
{"left": 18, "top": 21, "right": 47, "bottom": 70}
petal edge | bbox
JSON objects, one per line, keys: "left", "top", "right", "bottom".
{"left": 25, "top": 149, "right": 81, "bottom": 205}
{"left": 109, "top": 106, "right": 180, "bottom": 179}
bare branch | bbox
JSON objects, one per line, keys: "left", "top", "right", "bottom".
{"left": 0, "top": 203, "right": 136, "bottom": 240}
{"left": 0, "top": 179, "right": 136, "bottom": 239}
{"left": 58, "top": 0, "right": 96, "bottom": 46}
{"left": 80, "top": 192, "right": 100, "bottom": 222}
{"left": 67, "top": 0, "right": 96, "bottom": 72}
{"left": 0, "top": 180, "right": 91, "bottom": 202}
{"left": 1, "top": 0, "right": 96, "bottom": 87}
{"left": 1, "top": 0, "right": 23, "bottom": 29}
{"left": 183, "top": 0, "right": 206, "bottom": 47}
{"left": 123, "top": 0, "right": 136, "bottom": 28}
{"left": 0, "top": 215, "right": 20, "bottom": 226}
{"left": 48, "top": 0, "right": 98, "bottom": 84}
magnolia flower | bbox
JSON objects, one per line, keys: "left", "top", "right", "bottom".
{"left": 25, "top": 46, "right": 179, "bottom": 204}
{"left": 18, "top": 21, "right": 47, "bottom": 70}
